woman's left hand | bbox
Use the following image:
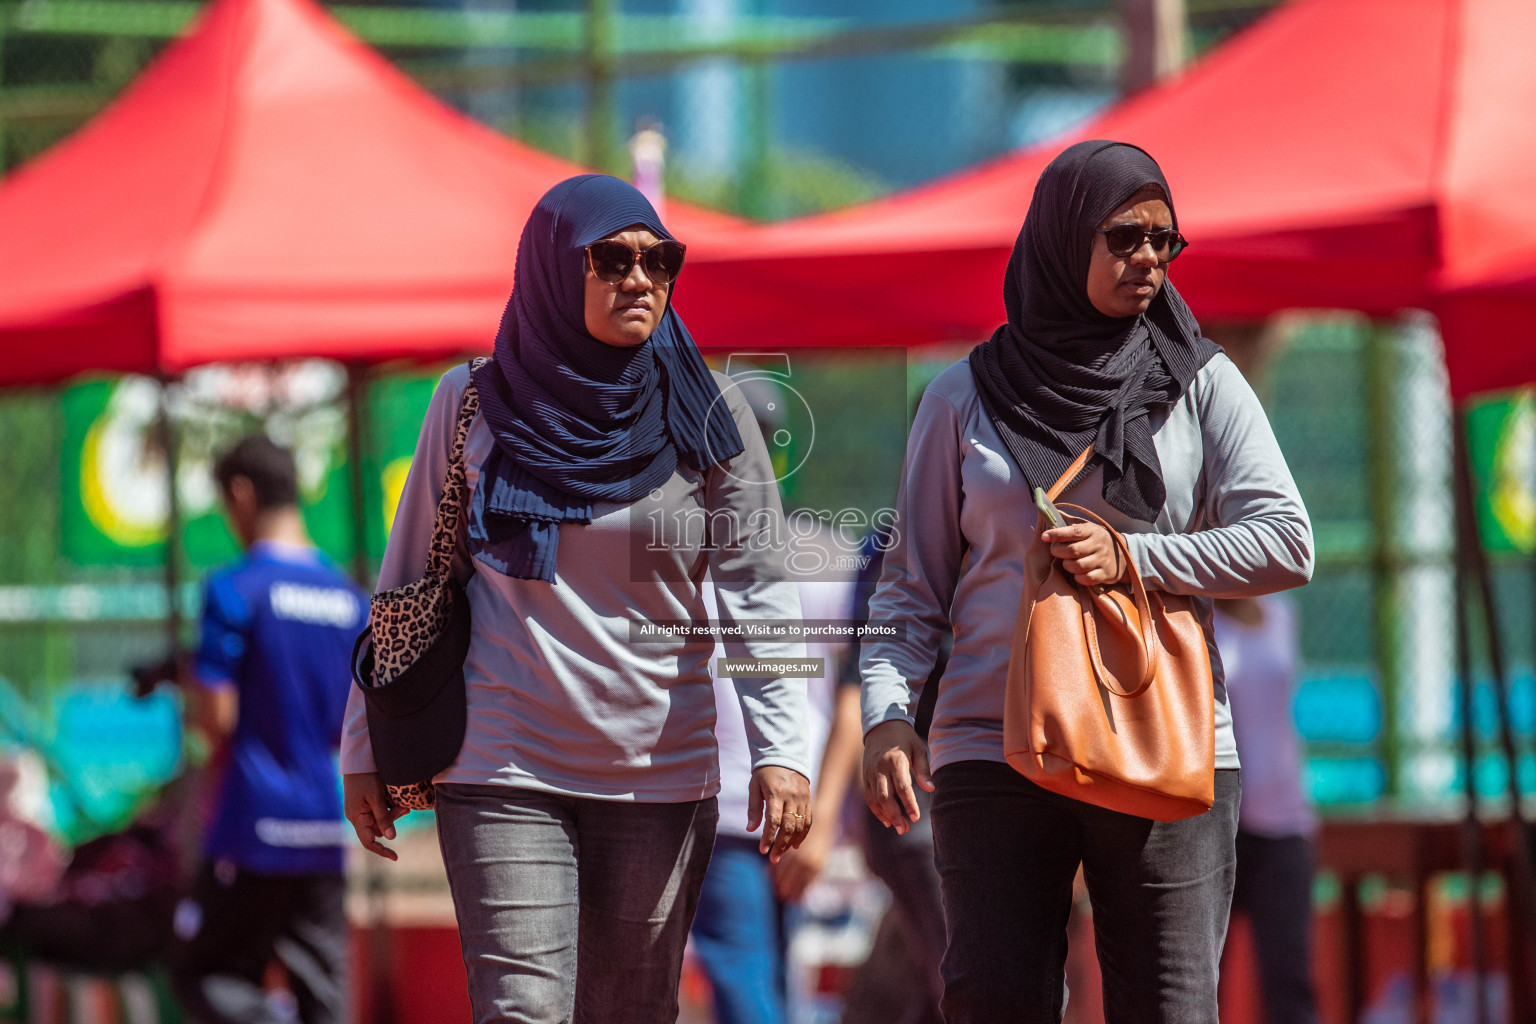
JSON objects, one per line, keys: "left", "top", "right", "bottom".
{"left": 1043, "top": 522, "right": 1125, "bottom": 586}
{"left": 748, "top": 765, "right": 812, "bottom": 864}
{"left": 771, "top": 817, "right": 833, "bottom": 901}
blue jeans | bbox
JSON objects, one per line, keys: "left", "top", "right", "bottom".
{"left": 434, "top": 784, "right": 718, "bottom": 1024}
{"left": 931, "top": 761, "right": 1240, "bottom": 1024}
{"left": 689, "top": 835, "right": 786, "bottom": 1024}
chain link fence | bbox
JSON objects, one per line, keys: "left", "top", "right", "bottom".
{"left": 1262, "top": 314, "right": 1536, "bottom": 812}
{"left": 2, "top": 315, "right": 1526, "bottom": 842}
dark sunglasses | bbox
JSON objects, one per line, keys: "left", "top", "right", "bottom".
{"left": 584, "top": 238, "right": 687, "bottom": 286}
{"left": 1096, "top": 224, "right": 1189, "bottom": 262}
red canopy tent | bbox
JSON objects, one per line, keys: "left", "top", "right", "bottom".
{"left": 0, "top": 0, "right": 736, "bottom": 387}
{"left": 1428, "top": 0, "right": 1536, "bottom": 401}
{"left": 684, "top": 0, "right": 1536, "bottom": 376}
{"left": 1437, "top": 254, "right": 1536, "bottom": 400}
{"left": 0, "top": 0, "right": 756, "bottom": 721}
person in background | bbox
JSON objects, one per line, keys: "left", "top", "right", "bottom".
{"left": 170, "top": 434, "right": 364, "bottom": 1024}
{"left": 689, "top": 374, "right": 861, "bottom": 1024}
{"left": 837, "top": 520, "right": 947, "bottom": 1024}
{"left": 1216, "top": 593, "right": 1320, "bottom": 1024}
{"left": 837, "top": 386, "right": 948, "bottom": 1024}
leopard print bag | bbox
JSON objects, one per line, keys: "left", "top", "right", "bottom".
{"left": 360, "top": 359, "right": 484, "bottom": 811}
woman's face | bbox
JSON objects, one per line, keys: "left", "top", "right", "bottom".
{"left": 1085, "top": 195, "right": 1172, "bottom": 318}
{"left": 583, "top": 225, "right": 671, "bottom": 347}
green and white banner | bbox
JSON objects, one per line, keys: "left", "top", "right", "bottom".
{"left": 59, "top": 363, "right": 443, "bottom": 570}
{"left": 1466, "top": 387, "right": 1536, "bottom": 555}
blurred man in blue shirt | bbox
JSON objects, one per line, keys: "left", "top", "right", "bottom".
{"left": 170, "top": 435, "right": 364, "bottom": 1024}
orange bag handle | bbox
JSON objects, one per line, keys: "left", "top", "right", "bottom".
{"left": 1055, "top": 503, "right": 1160, "bottom": 698}
{"left": 1045, "top": 445, "right": 1097, "bottom": 503}
{"left": 1040, "top": 446, "right": 1160, "bottom": 699}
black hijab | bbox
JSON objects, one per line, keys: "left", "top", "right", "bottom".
{"left": 968, "top": 140, "right": 1220, "bottom": 523}
{"left": 469, "top": 175, "right": 744, "bottom": 582}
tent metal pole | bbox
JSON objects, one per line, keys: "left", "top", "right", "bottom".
{"left": 345, "top": 362, "right": 372, "bottom": 588}
{"left": 1453, "top": 472, "right": 1490, "bottom": 1024}
{"left": 737, "top": 54, "right": 772, "bottom": 220}
{"left": 345, "top": 361, "right": 397, "bottom": 1024}
{"left": 1453, "top": 413, "right": 1492, "bottom": 1024}
{"left": 0, "top": 16, "right": 8, "bottom": 173}
{"left": 584, "top": 0, "right": 616, "bottom": 173}
{"left": 1118, "top": 0, "right": 1186, "bottom": 93}
{"left": 1454, "top": 410, "right": 1536, "bottom": 1006}
{"left": 156, "top": 374, "right": 182, "bottom": 658}
{"left": 1365, "top": 323, "right": 1404, "bottom": 796}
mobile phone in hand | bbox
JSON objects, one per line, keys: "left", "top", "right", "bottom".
{"left": 1033, "top": 487, "right": 1066, "bottom": 532}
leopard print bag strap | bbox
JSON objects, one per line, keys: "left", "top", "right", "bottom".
{"left": 423, "top": 357, "right": 489, "bottom": 581}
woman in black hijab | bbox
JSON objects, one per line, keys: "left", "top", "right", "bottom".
{"left": 858, "top": 141, "right": 1313, "bottom": 1023}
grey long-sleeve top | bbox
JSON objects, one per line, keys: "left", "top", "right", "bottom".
{"left": 860, "top": 354, "right": 1313, "bottom": 772}
{"left": 341, "top": 364, "right": 811, "bottom": 801}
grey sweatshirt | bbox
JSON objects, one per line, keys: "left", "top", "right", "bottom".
{"left": 341, "top": 364, "right": 811, "bottom": 800}
{"left": 860, "top": 353, "right": 1313, "bottom": 772}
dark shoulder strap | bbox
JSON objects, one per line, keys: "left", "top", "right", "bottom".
{"left": 424, "top": 358, "right": 488, "bottom": 579}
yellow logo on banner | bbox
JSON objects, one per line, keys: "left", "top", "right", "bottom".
{"left": 1491, "top": 390, "right": 1536, "bottom": 554}
{"left": 79, "top": 379, "right": 168, "bottom": 549}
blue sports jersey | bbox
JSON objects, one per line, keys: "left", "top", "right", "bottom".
{"left": 196, "top": 542, "right": 365, "bottom": 875}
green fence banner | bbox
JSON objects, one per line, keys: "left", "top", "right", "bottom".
{"left": 1466, "top": 387, "right": 1536, "bottom": 555}
{"left": 60, "top": 367, "right": 443, "bottom": 571}
{"left": 361, "top": 371, "right": 445, "bottom": 561}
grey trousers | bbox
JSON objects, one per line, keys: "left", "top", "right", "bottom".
{"left": 931, "top": 761, "right": 1241, "bottom": 1024}
{"left": 433, "top": 783, "right": 718, "bottom": 1024}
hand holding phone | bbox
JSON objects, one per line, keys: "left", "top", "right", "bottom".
{"left": 1034, "top": 487, "right": 1066, "bottom": 532}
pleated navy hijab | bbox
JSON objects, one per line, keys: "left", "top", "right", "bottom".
{"left": 969, "top": 141, "right": 1220, "bottom": 523}
{"left": 469, "top": 175, "right": 744, "bottom": 582}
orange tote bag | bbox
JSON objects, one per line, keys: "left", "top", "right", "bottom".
{"left": 1002, "top": 447, "right": 1215, "bottom": 822}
